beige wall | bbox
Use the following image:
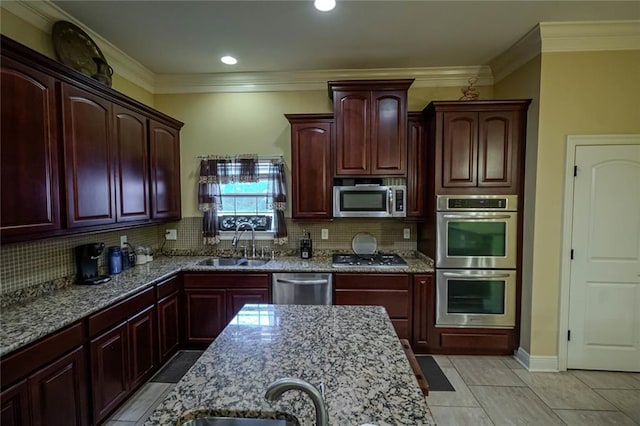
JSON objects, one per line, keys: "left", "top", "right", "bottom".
{"left": 154, "top": 85, "right": 483, "bottom": 219}
{"left": 529, "top": 50, "right": 640, "bottom": 356}
{"left": 494, "top": 55, "right": 542, "bottom": 355}
{"left": 0, "top": 7, "right": 154, "bottom": 106}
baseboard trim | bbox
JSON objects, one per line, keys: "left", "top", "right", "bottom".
{"left": 515, "top": 347, "right": 559, "bottom": 372}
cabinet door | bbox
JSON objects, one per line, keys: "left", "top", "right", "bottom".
{"left": 226, "top": 289, "right": 270, "bottom": 324}
{"left": 334, "top": 90, "right": 370, "bottom": 175}
{"left": 185, "top": 290, "right": 226, "bottom": 345}
{"left": 1, "top": 58, "right": 61, "bottom": 240}
{"left": 90, "top": 322, "right": 128, "bottom": 423}
{"left": 290, "top": 120, "right": 333, "bottom": 219}
{"left": 113, "top": 104, "right": 149, "bottom": 222}
{"left": 28, "top": 346, "right": 88, "bottom": 426}
{"left": 412, "top": 274, "right": 434, "bottom": 354}
{"left": 158, "top": 293, "right": 180, "bottom": 364}
{"left": 442, "top": 111, "right": 478, "bottom": 188}
{"left": 62, "top": 83, "right": 116, "bottom": 228}
{"left": 477, "top": 111, "right": 516, "bottom": 190}
{"left": 149, "top": 120, "right": 181, "bottom": 220}
{"left": 370, "top": 90, "right": 407, "bottom": 175}
{"left": 406, "top": 114, "right": 425, "bottom": 218}
{"left": 1, "top": 381, "right": 30, "bottom": 426}
{"left": 128, "top": 305, "right": 156, "bottom": 390}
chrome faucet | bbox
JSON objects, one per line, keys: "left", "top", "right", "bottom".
{"left": 265, "top": 378, "right": 328, "bottom": 426}
{"left": 231, "top": 222, "right": 256, "bottom": 258}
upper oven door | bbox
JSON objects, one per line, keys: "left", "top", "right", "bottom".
{"left": 437, "top": 211, "right": 518, "bottom": 269}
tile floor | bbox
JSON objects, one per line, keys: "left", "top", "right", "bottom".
{"left": 106, "top": 354, "right": 640, "bottom": 425}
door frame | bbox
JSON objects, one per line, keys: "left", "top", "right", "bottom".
{"left": 558, "top": 134, "right": 640, "bottom": 371}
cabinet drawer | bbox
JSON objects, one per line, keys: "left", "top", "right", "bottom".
{"left": 334, "top": 289, "right": 410, "bottom": 318}
{"left": 440, "top": 332, "right": 510, "bottom": 352}
{"left": 1, "top": 322, "right": 84, "bottom": 388}
{"left": 88, "top": 287, "right": 155, "bottom": 337}
{"left": 183, "top": 273, "right": 269, "bottom": 289}
{"left": 156, "top": 275, "right": 180, "bottom": 300}
{"left": 334, "top": 273, "right": 409, "bottom": 290}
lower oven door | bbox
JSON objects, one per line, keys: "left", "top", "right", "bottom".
{"left": 436, "top": 269, "right": 516, "bottom": 328}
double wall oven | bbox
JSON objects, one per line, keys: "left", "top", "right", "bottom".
{"left": 436, "top": 195, "right": 518, "bottom": 328}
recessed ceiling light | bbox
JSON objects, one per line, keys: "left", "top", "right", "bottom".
{"left": 314, "top": 0, "right": 335, "bottom": 12}
{"left": 220, "top": 56, "right": 237, "bottom": 65}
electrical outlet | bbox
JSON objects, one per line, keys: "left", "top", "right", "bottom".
{"left": 120, "top": 235, "right": 127, "bottom": 247}
{"left": 165, "top": 229, "right": 177, "bottom": 240}
{"left": 403, "top": 228, "right": 410, "bottom": 239}
{"left": 321, "top": 229, "right": 329, "bottom": 240}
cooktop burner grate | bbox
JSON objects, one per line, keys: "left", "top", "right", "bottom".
{"left": 331, "top": 253, "right": 408, "bottom": 268}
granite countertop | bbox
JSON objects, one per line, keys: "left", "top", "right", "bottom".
{"left": 0, "top": 254, "right": 433, "bottom": 357}
{"left": 145, "top": 304, "right": 435, "bottom": 426}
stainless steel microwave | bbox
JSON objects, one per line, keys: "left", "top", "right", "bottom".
{"left": 333, "top": 185, "right": 406, "bottom": 218}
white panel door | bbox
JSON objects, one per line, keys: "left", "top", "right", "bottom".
{"left": 568, "top": 144, "right": 640, "bottom": 371}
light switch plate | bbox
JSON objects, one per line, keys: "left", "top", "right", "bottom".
{"left": 165, "top": 229, "right": 177, "bottom": 240}
{"left": 403, "top": 228, "right": 410, "bottom": 239}
{"left": 120, "top": 235, "right": 127, "bottom": 247}
{"left": 321, "top": 229, "right": 329, "bottom": 240}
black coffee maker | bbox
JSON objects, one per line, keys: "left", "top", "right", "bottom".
{"left": 75, "top": 243, "right": 112, "bottom": 285}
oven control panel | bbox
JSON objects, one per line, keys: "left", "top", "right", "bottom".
{"left": 437, "top": 194, "right": 517, "bottom": 211}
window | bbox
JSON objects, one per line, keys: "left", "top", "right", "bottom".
{"left": 217, "top": 181, "right": 275, "bottom": 233}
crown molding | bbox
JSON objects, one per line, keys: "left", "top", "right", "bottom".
{"left": 489, "top": 25, "right": 541, "bottom": 84}
{"left": 2, "top": 0, "right": 156, "bottom": 93}
{"left": 154, "top": 66, "right": 494, "bottom": 94}
{"left": 490, "top": 20, "right": 640, "bottom": 83}
{"left": 540, "top": 20, "right": 640, "bottom": 53}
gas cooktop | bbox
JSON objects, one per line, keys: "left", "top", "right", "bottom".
{"left": 331, "top": 253, "right": 408, "bottom": 268}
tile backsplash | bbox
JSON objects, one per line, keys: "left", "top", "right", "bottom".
{"left": 1, "top": 217, "right": 416, "bottom": 296}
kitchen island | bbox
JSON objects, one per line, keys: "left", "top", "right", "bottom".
{"left": 145, "top": 304, "right": 434, "bottom": 425}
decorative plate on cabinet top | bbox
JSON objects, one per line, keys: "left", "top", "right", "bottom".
{"left": 52, "top": 20, "right": 108, "bottom": 79}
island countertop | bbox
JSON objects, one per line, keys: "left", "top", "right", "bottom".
{"left": 145, "top": 304, "right": 434, "bottom": 426}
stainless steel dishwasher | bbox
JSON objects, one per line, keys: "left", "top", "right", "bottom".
{"left": 272, "top": 273, "right": 332, "bottom": 305}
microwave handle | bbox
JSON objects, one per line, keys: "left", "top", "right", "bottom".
{"left": 442, "top": 272, "right": 512, "bottom": 279}
{"left": 388, "top": 188, "right": 393, "bottom": 214}
{"left": 443, "top": 214, "right": 513, "bottom": 220}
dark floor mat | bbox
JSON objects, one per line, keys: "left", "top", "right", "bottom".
{"left": 416, "top": 355, "right": 455, "bottom": 392}
{"left": 149, "top": 350, "right": 204, "bottom": 383}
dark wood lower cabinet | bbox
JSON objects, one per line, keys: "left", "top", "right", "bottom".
{"left": 334, "top": 274, "right": 411, "bottom": 340}
{"left": 185, "top": 290, "right": 226, "bottom": 345}
{"left": 90, "top": 322, "right": 129, "bottom": 423}
{"left": 1, "top": 381, "right": 29, "bottom": 426}
{"left": 128, "top": 306, "right": 156, "bottom": 389}
{"left": 157, "top": 293, "right": 180, "bottom": 364}
{"left": 226, "top": 289, "right": 269, "bottom": 323}
{"left": 412, "top": 274, "right": 434, "bottom": 353}
{"left": 28, "top": 346, "right": 88, "bottom": 426}
{"left": 183, "top": 273, "right": 271, "bottom": 346}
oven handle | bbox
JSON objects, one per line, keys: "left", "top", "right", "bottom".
{"left": 442, "top": 214, "right": 513, "bottom": 220}
{"left": 442, "top": 272, "right": 512, "bottom": 278}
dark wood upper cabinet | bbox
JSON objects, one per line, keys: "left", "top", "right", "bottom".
{"left": 62, "top": 83, "right": 116, "bottom": 228}
{"left": 149, "top": 120, "right": 181, "bottom": 220}
{"left": 0, "top": 35, "right": 183, "bottom": 243}
{"left": 406, "top": 112, "right": 426, "bottom": 219}
{"left": 286, "top": 114, "right": 333, "bottom": 220}
{"left": 424, "top": 100, "right": 530, "bottom": 195}
{"left": 329, "top": 79, "right": 413, "bottom": 176}
{"left": 113, "top": 104, "right": 149, "bottom": 222}
{"left": 1, "top": 57, "right": 61, "bottom": 239}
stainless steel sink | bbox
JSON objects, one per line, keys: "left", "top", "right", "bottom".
{"left": 179, "top": 417, "right": 295, "bottom": 426}
{"left": 197, "top": 258, "right": 270, "bottom": 267}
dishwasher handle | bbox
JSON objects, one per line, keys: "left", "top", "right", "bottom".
{"left": 276, "top": 278, "right": 329, "bottom": 285}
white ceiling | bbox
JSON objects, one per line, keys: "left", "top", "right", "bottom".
{"left": 51, "top": 1, "right": 640, "bottom": 76}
